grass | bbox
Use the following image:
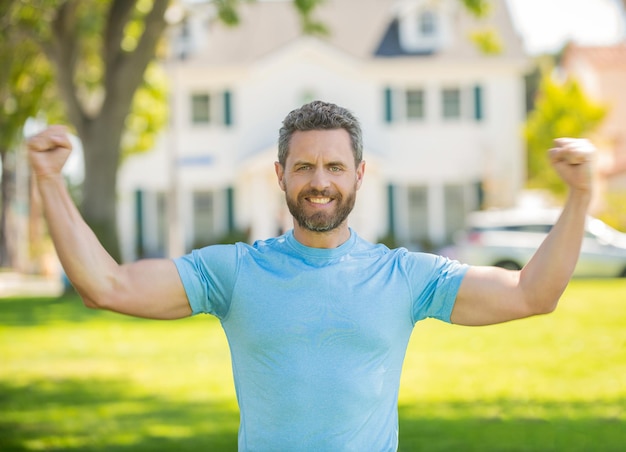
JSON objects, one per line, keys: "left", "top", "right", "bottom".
{"left": 0, "top": 279, "right": 625, "bottom": 451}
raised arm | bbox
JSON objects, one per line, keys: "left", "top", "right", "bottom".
{"left": 27, "top": 126, "right": 191, "bottom": 319}
{"left": 451, "top": 138, "right": 595, "bottom": 326}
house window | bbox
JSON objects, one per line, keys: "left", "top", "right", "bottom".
{"left": 192, "top": 191, "right": 215, "bottom": 248}
{"left": 156, "top": 192, "right": 167, "bottom": 255}
{"left": 442, "top": 88, "right": 461, "bottom": 119}
{"left": 134, "top": 190, "right": 167, "bottom": 258}
{"left": 419, "top": 11, "right": 436, "bottom": 36}
{"left": 444, "top": 184, "right": 466, "bottom": 243}
{"left": 191, "top": 93, "right": 210, "bottom": 124}
{"left": 407, "top": 185, "right": 429, "bottom": 246}
{"left": 190, "top": 90, "right": 234, "bottom": 126}
{"left": 384, "top": 86, "right": 429, "bottom": 123}
{"left": 406, "top": 89, "right": 425, "bottom": 120}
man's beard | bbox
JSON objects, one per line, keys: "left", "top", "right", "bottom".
{"left": 285, "top": 187, "right": 356, "bottom": 233}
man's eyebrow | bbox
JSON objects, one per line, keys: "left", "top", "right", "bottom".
{"left": 290, "top": 159, "right": 348, "bottom": 168}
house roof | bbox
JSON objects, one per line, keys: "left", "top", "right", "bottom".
{"left": 563, "top": 42, "right": 626, "bottom": 70}
{"left": 183, "top": 0, "right": 526, "bottom": 65}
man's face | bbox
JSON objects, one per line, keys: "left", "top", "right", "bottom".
{"left": 275, "top": 129, "right": 365, "bottom": 233}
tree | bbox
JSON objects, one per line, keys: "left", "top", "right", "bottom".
{"left": 0, "top": 0, "right": 61, "bottom": 268}
{"left": 524, "top": 72, "right": 607, "bottom": 196}
{"left": 38, "top": 0, "right": 172, "bottom": 263}
{"left": 11, "top": 0, "right": 330, "bottom": 263}
{"left": 2, "top": 0, "right": 170, "bottom": 269}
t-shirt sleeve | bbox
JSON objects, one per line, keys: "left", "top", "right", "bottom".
{"left": 406, "top": 252, "right": 469, "bottom": 324}
{"left": 173, "top": 244, "right": 239, "bottom": 318}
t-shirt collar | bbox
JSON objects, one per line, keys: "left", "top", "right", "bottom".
{"left": 285, "top": 228, "right": 357, "bottom": 258}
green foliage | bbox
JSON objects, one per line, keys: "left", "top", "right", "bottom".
{"left": 468, "top": 28, "right": 502, "bottom": 55}
{"left": 294, "top": 0, "right": 328, "bottom": 35}
{"left": 2, "top": 0, "right": 167, "bottom": 161}
{"left": 460, "top": 0, "right": 502, "bottom": 55}
{"left": 213, "top": 0, "right": 492, "bottom": 36}
{"left": 599, "top": 190, "right": 626, "bottom": 232}
{"left": 0, "top": 0, "right": 58, "bottom": 40}
{"left": 0, "top": 3, "right": 61, "bottom": 151}
{"left": 523, "top": 55, "right": 556, "bottom": 114}
{"left": 459, "top": 0, "right": 492, "bottom": 17}
{"left": 213, "top": 228, "right": 250, "bottom": 245}
{"left": 121, "top": 62, "right": 169, "bottom": 160}
{"left": 525, "top": 73, "right": 607, "bottom": 196}
{"left": 0, "top": 0, "right": 66, "bottom": 268}
{"left": 213, "top": 0, "right": 246, "bottom": 26}
{"left": 71, "top": 1, "right": 108, "bottom": 96}
{"left": 377, "top": 233, "right": 398, "bottom": 249}
{"left": 213, "top": 0, "right": 328, "bottom": 35}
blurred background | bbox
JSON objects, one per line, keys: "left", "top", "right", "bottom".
{"left": 1, "top": 0, "right": 626, "bottom": 287}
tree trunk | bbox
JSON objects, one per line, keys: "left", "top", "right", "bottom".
{"left": 44, "top": 0, "right": 170, "bottom": 263}
{"left": 0, "top": 149, "right": 14, "bottom": 268}
{"left": 79, "top": 117, "right": 125, "bottom": 263}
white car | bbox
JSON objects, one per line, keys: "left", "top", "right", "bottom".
{"left": 452, "top": 209, "right": 626, "bottom": 278}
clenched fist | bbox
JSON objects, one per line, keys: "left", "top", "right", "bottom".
{"left": 27, "top": 125, "right": 73, "bottom": 180}
{"left": 549, "top": 137, "right": 596, "bottom": 192}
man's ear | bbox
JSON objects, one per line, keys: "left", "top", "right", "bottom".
{"left": 274, "top": 162, "right": 286, "bottom": 191}
{"left": 356, "top": 160, "right": 366, "bottom": 190}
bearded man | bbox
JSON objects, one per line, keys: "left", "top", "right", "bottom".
{"left": 27, "top": 100, "right": 595, "bottom": 451}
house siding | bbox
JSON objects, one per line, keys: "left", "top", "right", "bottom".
{"left": 117, "top": 0, "right": 528, "bottom": 262}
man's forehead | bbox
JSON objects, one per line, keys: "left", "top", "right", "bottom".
{"left": 288, "top": 129, "right": 352, "bottom": 157}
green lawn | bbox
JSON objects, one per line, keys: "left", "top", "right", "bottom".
{"left": 1, "top": 279, "right": 625, "bottom": 451}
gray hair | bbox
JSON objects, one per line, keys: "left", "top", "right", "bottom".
{"left": 277, "top": 100, "right": 363, "bottom": 167}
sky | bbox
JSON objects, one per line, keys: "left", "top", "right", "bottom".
{"left": 506, "top": 0, "right": 625, "bottom": 55}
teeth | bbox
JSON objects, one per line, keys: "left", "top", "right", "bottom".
{"left": 309, "top": 197, "right": 331, "bottom": 204}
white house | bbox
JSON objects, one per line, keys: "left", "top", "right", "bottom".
{"left": 118, "top": 0, "right": 528, "bottom": 262}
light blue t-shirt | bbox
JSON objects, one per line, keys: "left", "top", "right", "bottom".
{"left": 174, "top": 229, "right": 468, "bottom": 452}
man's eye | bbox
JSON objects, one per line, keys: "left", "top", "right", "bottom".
{"left": 330, "top": 166, "right": 342, "bottom": 172}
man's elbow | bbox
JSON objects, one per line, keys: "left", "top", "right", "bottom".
{"left": 520, "top": 278, "right": 566, "bottom": 317}
{"left": 74, "top": 274, "right": 127, "bottom": 311}
{"left": 528, "top": 297, "right": 560, "bottom": 316}
{"left": 75, "top": 285, "right": 119, "bottom": 311}
{"left": 79, "top": 293, "right": 108, "bottom": 310}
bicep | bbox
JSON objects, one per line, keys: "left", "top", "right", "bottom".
{"left": 101, "top": 259, "right": 192, "bottom": 320}
{"left": 450, "top": 266, "right": 533, "bottom": 326}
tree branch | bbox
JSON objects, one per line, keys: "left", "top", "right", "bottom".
{"left": 0, "top": 0, "right": 19, "bottom": 36}
{"left": 48, "top": 0, "right": 86, "bottom": 128}
{"left": 104, "top": 0, "right": 137, "bottom": 76}
{"left": 103, "top": 0, "right": 169, "bottom": 123}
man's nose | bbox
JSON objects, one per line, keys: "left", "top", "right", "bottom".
{"left": 309, "top": 167, "right": 330, "bottom": 190}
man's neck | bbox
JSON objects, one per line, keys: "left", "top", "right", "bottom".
{"left": 292, "top": 224, "right": 351, "bottom": 249}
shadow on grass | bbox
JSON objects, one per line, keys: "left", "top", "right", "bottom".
{"left": 0, "top": 378, "right": 239, "bottom": 451}
{"left": 398, "top": 401, "right": 626, "bottom": 452}
{"left": 2, "top": 378, "right": 624, "bottom": 451}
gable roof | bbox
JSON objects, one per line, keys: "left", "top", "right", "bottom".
{"left": 563, "top": 42, "right": 626, "bottom": 70}
{"left": 375, "top": 18, "right": 435, "bottom": 57}
{"left": 182, "top": 0, "right": 526, "bottom": 65}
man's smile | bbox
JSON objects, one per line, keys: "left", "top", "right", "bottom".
{"left": 307, "top": 197, "right": 332, "bottom": 205}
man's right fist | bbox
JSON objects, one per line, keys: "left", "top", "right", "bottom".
{"left": 27, "top": 125, "right": 73, "bottom": 179}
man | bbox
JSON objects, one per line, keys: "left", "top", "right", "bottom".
{"left": 28, "top": 101, "right": 594, "bottom": 451}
